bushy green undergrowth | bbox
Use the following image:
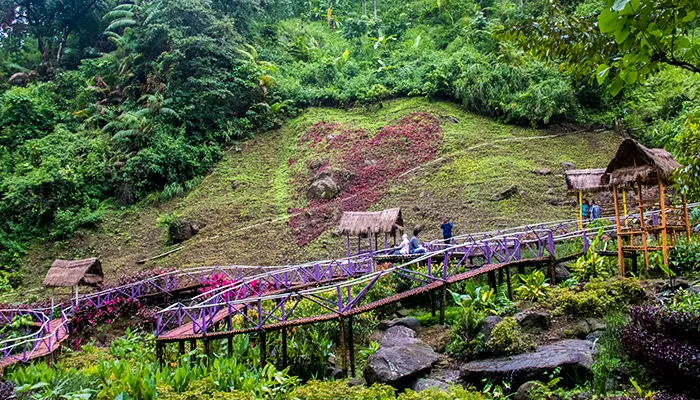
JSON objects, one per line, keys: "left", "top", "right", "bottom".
{"left": 289, "top": 380, "right": 487, "bottom": 400}
{"left": 485, "top": 317, "right": 536, "bottom": 356}
{"left": 551, "top": 278, "right": 645, "bottom": 318}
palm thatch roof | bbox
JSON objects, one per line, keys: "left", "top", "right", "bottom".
{"left": 604, "top": 139, "right": 681, "bottom": 186}
{"left": 43, "top": 258, "right": 104, "bottom": 288}
{"left": 338, "top": 208, "right": 404, "bottom": 236}
{"left": 565, "top": 168, "right": 608, "bottom": 192}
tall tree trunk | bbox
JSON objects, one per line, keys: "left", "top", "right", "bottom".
{"left": 362, "top": 0, "right": 366, "bottom": 15}
{"left": 373, "top": 0, "right": 377, "bottom": 19}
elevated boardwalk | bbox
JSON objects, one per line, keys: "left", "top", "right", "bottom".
{"left": 0, "top": 318, "right": 69, "bottom": 370}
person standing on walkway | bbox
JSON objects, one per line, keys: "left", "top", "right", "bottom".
{"left": 582, "top": 199, "right": 590, "bottom": 223}
{"left": 590, "top": 200, "right": 601, "bottom": 220}
{"left": 440, "top": 218, "right": 454, "bottom": 244}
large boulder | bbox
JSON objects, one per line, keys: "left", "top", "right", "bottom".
{"left": 514, "top": 310, "right": 551, "bottom": 334}
{"left": 171, "top": 221, "right": 200, "bottom": 244}
{"left": 461, "top": 339, "right": 594, "bottom": 389}
{"left": 478, "top": 316, "right": 503, "bottom": 342}
{"left": 378, "top": 317, "right": 421, "bottom": 331}
{"left": 307, "top": 171, "right": 339, "bottom": 200}
{"left": 364, "top": 326, "right": 439, "bottom": 388}
{"left": 491, "top": 185, "right": 519, "bottom": 201}
{"left": 555, "top": 264, "right": 571, "bottom": 282}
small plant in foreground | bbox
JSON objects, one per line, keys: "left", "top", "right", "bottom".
{"left": 515, "top": 270, "right": 550, "bottom": 302}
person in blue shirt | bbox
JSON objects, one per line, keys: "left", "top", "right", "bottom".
{"left": 590, "top": 200, "right": 601, "bottom": 220}
{"left": 440, "top": 218, "right": 453, "bottom": 244}
{"left": 581, "top": 199, "right": 590, "bottom": 221}
{"left": 409, "top": 228, "right": 427, "bottom": 254}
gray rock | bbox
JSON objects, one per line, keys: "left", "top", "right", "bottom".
{"left": 514, "top": 381, "right": 546, "bottom": 400}
{"left": 365, "top": 325, "right": 439, "bottom": 388}
{"left": 395, "top": 309, "right": 412, "bottom": 318}
{"left": 585, "top": 318, "right": 605, "bottom": 332}
{"left": 555, "top": 264, "right": 571, "bottom": 282}
{"left": 171, "top": 221, "right": 200, "bottom": 243}
{"left": 546, "top": 189, "right": 555, "bottom": 195}
{"left": 491, "top": 185, "right": 519, "bottom": 201}
{"left": 411, "top": 378, "right": 450, "bottom": 392}
{"left": 570, "top": 320, "right": 593, "bottom": 339}
{"left": 378, "top": 317, "right": 421, "bottom": 331}
{"left": 478, "top": 316, "right": 503, "bottom": 342}
{"left": 461, "top": 339, "right": 593, "bottom": 389}
{"left": 538, "top": 168, "right": 553, "bottom": 176}
{"left": 561, "top": 162, "right": 576, "bottom": 171}
{"left": 326, "top": 366, "right": 343, "bottom": 379}
{"left": 307, "top": 171, "right": 339, "bottom": 200}
{"left": 347, "top": 378, "right": 365, "bottom": 387}
{"left": 585, "top": 331, "right": 604, "bottom": 341}
{"left": 514, "top": 310, "right": 550, "bottom": 334}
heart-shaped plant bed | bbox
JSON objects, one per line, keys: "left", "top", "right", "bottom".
{"left": 288, "top": 112, "right": 443, "bottom": 246}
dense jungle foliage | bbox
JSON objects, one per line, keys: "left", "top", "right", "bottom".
{"left": 0, "top": 0, "right": 699, "bottom": 280}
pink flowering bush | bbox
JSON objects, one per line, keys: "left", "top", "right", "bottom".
{"left": 288, "top": 112, "right": 443, "bottom": 245}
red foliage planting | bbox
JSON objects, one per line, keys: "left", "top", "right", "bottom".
{"left": 289, "top": 112, "right": 443, "bottom": 245}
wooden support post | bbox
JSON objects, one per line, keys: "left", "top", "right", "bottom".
{"left": 179, "top": 341, "right": 185, "bottom": 355}
{"left": 259, "top": 331, "right": 267, "bottom": 366}
{"left": 228, "top": 336, "right": 233, "bottom": 356}
{"left": 346, "top": 234, "right": 351, "bottom": 258}
{"left": 487, "top": 271, "right": 497, "bottom": 291}
{"left": 578, "top": 190, "right": 583, "bottom": 230}
{"left": 339, "top": 318, "right": 348, "bottom": 377}
{"left": 156, "top": 342, "right": 164, "bottom": 367}
{"left": 682, "top": 193, "right": 691, "bottom": 239}
{"left": 497, "top": 268, "right": 504, "bottom": 285}
{"left": 358, "top": 236, "right": 361, "bottom": 253}
{"left": 429, "top": 291, "right": 436, "bottom": 317}
{"left": 548, "top": 257, "right": 556, "bottom": 285}
{"left": 282, "top": 328, "right": 288, "bottom": 367}
{"left": 203, "top": 339, "right": 211, "bottom": 362}
{"left": 637, "top": 182, "right": 649, "bottom": 273}
{"left": 612, "top": 184, "right": 625, "bottom": 276}
{"left": 506, "top": 267, "right": 513, "bottom": 301}
{"left": 622, "top": 190, "right": 628, "bottom": 227}
{"left": 348, "top": 315, "right": 356, "bottom": 378}
{"left": 439, "top": 285, "right": 446, "bottom": 325}
{"left": 631, "top": 251, "right": 638, "bottom": 275}
{"left": 658, "top": 177, "right": 669, "bottom": 270}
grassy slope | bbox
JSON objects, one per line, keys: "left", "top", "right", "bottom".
{"left": 21, "top": 97, "right": 622, "bottom": 288}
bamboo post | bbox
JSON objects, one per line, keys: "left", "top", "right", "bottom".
{"left": 578, "top": 190, "right": 583, "bottom": 230}
{"left": 622, "top": 190, "right": 628, "bottom": 227}
{"left": 282, "top": 328, "right": 288, "bottom": 367}
{"left": 612, "top": 184, "right": 625, "bottom": 276}
{"left": 658, "top": 177, "right": 669, "bottom": 269}
{"left": 637, "top": 182, "right": 649, "bottom": 272}
{"left": 348, "top": 315, "right": 356, "bottom": 378}
{"left": 439, "top": 285, "right": 446, "bottom": 325}
{"left": 339, "top": 318, "right": 348, "bottom": 377}
{"left": 682, "top": 193, "right": 691, "bottom": 239}
{"left": 259, "top": 331, "right": 267, "bottom": 366}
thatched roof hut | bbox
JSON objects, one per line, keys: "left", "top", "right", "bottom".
{"left": 43, "top": 258, "right": 104, "bottom": 288}
{"left": 338, "top": 208, "right": 404, "bottom": 236}
{"left": 604, "top": 139, "right": 680, "bottom": 186}
{"left": 565, "top": 168, "right": 608, "bottom": 192}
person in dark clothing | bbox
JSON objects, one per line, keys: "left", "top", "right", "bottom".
{"left": 409, "top": 228, "right": 427, "bottom": 254}
{"left": 440, "top": 218, "right": 453, "bottom": 244}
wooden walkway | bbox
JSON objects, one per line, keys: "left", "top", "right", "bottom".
{"left": 0, "top": 318, "right": 70, "bottom": 370}
{"left": 157, "top": 257, "right": 550, "bottom": 343}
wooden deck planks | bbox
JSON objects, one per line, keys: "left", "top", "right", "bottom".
{"left": 0, "top": 318, "right": 70, "bottom": 370}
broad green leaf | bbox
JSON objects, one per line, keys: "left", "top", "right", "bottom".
{"left": 596, "top": 64, "right": 611, "bottom": 85}
{"left": 610, "top": 77, "right": 624, "bottom": 96}
{"left": 612, "top": 0, "right": 630, "bottom": 11}
{"left": 599, "top": 9, "right": 621, "bottom": 33}
{"left": 624, "top": 69, "right": 638, "bottom": 85}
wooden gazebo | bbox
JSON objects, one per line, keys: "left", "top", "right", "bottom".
{"left": 565, "top": 168, "right": 608, "bottom": 229}
{"left": 338, "top": 208, "right": 404, "bottom": 257}
{"left": 44, "top": 258, "right": 104, "bottom": 307}
{"left": 603, "top": 139, "right": 691, "bottom": 274}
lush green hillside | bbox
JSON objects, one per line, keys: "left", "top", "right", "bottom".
{"left": 20, "top": 98, "right": 621, "bottom": 288}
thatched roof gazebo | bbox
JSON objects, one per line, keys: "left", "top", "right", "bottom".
{"left": 338, "top": 208, "right": 404, "bottom": 256}
{"left": 603, "top": 139, "right": 689, "bottom": 275}
{"left": 44, "top": 258, "right": 104, "bottom": 306}
{"left": 565, "top": 168, "right": 609, "bottom": 229}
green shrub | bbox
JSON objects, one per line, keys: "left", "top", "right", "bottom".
{"left": 290, "top": 380, "right": 396, "bottom": 400}
{"left": 551, "top": 277, "right": 645, "bottom": 318}
{"left": 486, "top": 317, "right": 536, "bottom": 356}
{"left": 670, "top": 237, "right": 700, "bottom": 275}
{"left": 156, "top": 213, "right": 183, "bottom": 245}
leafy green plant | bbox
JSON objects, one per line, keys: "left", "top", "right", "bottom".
{"left": 670, "top": 237, "right": 700, "bottom": 275}
{"left": 572, "top": 228, "right": 614, "bottom": 280}
{"left": 515, "top": 270, "right": 550, "bottom": 302}
{"left": 485, "top": 317, "right": 535, "bottom": 356}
